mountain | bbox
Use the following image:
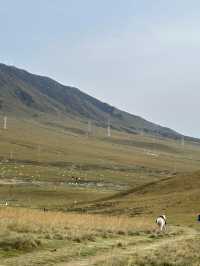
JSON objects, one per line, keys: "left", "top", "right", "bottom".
{"left": 0, "top": 63, "right": 184, "bottom": 139}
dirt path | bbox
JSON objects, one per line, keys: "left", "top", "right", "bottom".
{"left": 0, "top": 235, "right": 146, "bottom": 266}
{"left": 0, "top": 227, "right": 197, "bottom": 266}
{"left": 56, "top": 227, "right": 198, "bottom": 266}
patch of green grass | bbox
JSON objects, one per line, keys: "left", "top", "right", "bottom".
{"left": 0, "top": 232, "right": 43, "bottom": 258}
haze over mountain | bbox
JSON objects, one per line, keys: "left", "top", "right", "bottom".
{"left": 0, "top": 63, "right": 185, "bottom": 139}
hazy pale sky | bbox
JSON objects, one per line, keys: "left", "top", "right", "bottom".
{"left": 0, "top": 0, "right": 200, "bottom": 137}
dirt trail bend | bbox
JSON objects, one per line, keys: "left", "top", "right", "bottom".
{"left": 56, "top": 226, "right": 198, "bottom": 266}
{"left": 0, "top": 226, "right": 197, "bottom": 266}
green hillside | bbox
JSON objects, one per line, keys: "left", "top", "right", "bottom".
{"left": 0, "top": 63, "right": 200, "bottom": 210}
{"left": 0, "top": 63, "right": 200, "bottom": 265}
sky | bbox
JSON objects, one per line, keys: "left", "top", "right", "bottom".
{"left": 0, "top": 0, "right": 200, "bottom": 137}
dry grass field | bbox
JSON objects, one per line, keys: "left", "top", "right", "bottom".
{"left": 0, "top": 116, "right": 200, "bottom": 265}
{"left": 0, "top": 207, "right": 199, "bottom": 266}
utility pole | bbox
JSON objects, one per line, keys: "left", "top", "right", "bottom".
{"left": 37, "top": 145, "right": 41, "bottom": 162}
{"left": 140, "top": 129, "right": 144, "bottom": 136}
{"left": 9, "top": 151, "right": 13, "bottom": 160}
{"left": 153, "top": 131, "right": 157, "bottom": 154}
{"left": 181, "top": 136, "right": 185, "bottom": 150}
{"left": 87, "top": 120, "right": 92, "bottom": 137}
{"left": 107, "top": 118, "right": 111, "bottom": 137}
{"left": 3, "top": 116, "right": 7, "bottom": 130}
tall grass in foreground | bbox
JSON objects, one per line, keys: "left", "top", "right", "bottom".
{"left": 95, "top": 232, "right": 200, "bottom": 266}
{"left": 99, "top": 235, "right": 200, "bottom": 266}
{"left": 0, "top": 207, "right": 153, "bottom": 240}
{"left": 1, "top": 207, "right": 199, "bottom": 266}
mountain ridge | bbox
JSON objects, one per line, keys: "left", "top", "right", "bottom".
{"left": 0, "top": 63, "right": 189, "bottom": 140}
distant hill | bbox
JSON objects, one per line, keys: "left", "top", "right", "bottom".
{"left": 0, "top": 63, "right": 184, "bottom": 139}
{"left": 74, "top": 170, "right": 200, "bottom": 218}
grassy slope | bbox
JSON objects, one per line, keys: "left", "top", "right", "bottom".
{"left": 0, "top": 114, "right": 199, "bottom": 208}
{"left": 76, "top": 170, "right": 200, "bottom": 228}
{"left": 0, "top": 116, "right": 199, "bottom": 265}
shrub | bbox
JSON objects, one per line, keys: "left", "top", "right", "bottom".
{"left": 0, "top": 235, "right": 42, "bottom": 251}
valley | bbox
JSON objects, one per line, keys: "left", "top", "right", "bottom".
{"left": 0, "top": 64, "right": 200, "bottom": 265}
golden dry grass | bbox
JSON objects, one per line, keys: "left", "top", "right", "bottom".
{"left": 97, "top": 231, "right": 200, "bottom": 266}
{"left": 0, "top": 208, "right": 198, "bottom": 265}
{"left": 0, "top": 117, "right": 200, "bottom": 265}
{"left": 0, "top": 207, "right": 153, "bottom": 237}
{"left": 0, "top": 207, "right": 155, "bottom": 265}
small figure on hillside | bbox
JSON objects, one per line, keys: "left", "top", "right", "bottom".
{"left": 156, "top": 215, "right": 167, "bottom": 232}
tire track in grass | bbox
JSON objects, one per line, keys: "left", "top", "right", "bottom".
{"left": 0, "top": 235, "right": 149, "bottom": 266}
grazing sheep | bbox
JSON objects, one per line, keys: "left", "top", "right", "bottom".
{"left": 156, "top": 215, "right": 167, "bottom": 232}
